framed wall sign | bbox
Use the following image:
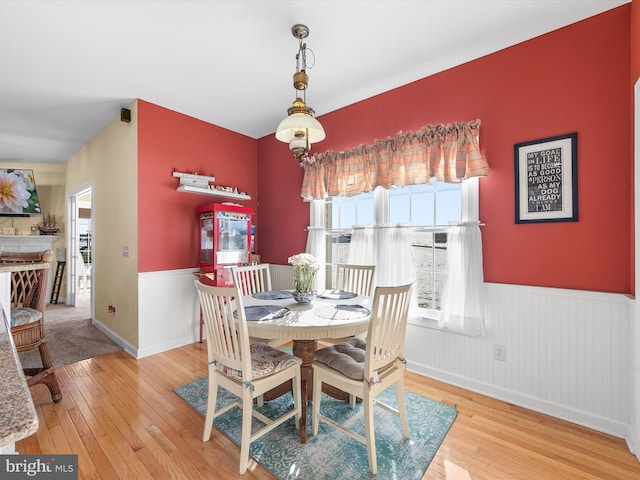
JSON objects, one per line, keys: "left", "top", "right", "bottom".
{"left": 514, "top": 132, "right": 578, "bottom": 224}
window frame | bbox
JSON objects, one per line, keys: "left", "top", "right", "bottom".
{"left": 310, "top": 177, "right": 479, "bottom": 327}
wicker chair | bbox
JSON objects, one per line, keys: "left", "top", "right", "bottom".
{"left": 0, "top": 250, "right": 61, "bottom": 403}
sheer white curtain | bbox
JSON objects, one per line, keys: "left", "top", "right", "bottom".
{"left": 439, "top": 221, "right": 485, "bottom": 336}
{"left": 347, "top": 226, "right": 375, "bottom": 264}
{"left": 305, "top": 227, "right": 325, "bottom": 290}
{"left": 306, "top": 200, "right": 326, "bottom": 290}
{"left": 349, "top": 225, "right": 415, "bottom": 287}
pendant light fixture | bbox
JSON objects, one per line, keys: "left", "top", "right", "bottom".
{"left": 275, "top": 24, "right": 325, "bottom": 161}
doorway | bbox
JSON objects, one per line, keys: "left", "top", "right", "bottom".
{"left": 67, "top": 183, "right": 94, "bottom": 315}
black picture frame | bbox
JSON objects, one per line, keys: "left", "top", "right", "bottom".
{"left": 514, "top": 133, "right": 578, "bottom": 224}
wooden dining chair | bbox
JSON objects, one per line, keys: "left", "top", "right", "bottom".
{"left": 195, "top": 280, "right": 303, "bottom": 474}
{"left": 232, "top": 263, "right": 272, "bottom": 296}
{"left": 231, "top": 263, "right": 287, "bottom": 405}
{"left": 319, "top": 264, "right": 376, "bottom": 348}
{"left": 1, "top": 250, "right": 62, "bottom": 403}
{"left": 336, "top": 264, "right": 376, "bottom": 297}
{"left": 232, "top": 263, "right": 287, "bottom": 349}
{"left": 311, "top": 282, "right": 413, "bottom": 474}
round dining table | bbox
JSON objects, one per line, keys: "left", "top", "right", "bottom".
{"left": 240, "top": 289, "right": 372, "bottom": 442}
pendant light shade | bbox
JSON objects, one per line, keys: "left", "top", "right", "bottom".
{"left": 275, "top": 112, "right": 326, "bottom": 144}
{"left": 275, "top": 24, "right": 325, "bottom": 161}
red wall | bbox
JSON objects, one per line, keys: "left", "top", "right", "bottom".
{"left": 257, "top": 6, "right": 632, "bottom": 294}
{"left": 633, "top": 0, "right": 640, "bottom": 82}
{"left": 137, "top": 100, "right": 258, "bottom": 272}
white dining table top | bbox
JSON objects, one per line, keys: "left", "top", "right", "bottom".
{"left": 241, "top": 290, "right": 371, "bottom": 341}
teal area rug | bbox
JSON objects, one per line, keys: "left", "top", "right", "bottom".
{"left": 174, "top": 377, "right": 456, "bottom": 479}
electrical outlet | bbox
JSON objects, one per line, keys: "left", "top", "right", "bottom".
{"left": 493, "top": 344, "right": 506, "bottom": 361}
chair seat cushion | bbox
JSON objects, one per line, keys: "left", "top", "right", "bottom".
{"left": 10, "top": 307, "right": 42, "bottom": 327}
{"left": 214, "top": 342, "right": 301, "bottom": 381}
{"left": 314, "top": 337, "right": 367, "bottom": 380}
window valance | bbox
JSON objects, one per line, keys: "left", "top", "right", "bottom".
{"left": 300, "top": 119, "right": 489, "bottom": 200}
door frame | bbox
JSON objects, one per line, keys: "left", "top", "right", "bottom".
{"left": 66, "top": 181, "right": 95, "bottom": 310}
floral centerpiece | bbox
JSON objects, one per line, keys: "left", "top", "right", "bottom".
{"left": 288, "top": 253, "right": 320, "bottom": 303}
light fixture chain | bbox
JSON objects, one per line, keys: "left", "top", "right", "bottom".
{"left": 275, "top": 23, "right": 326, "bottom": 161}
{"left": 299, "top": 37, "right": 306, "bottom": 70}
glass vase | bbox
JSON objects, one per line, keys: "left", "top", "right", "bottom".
{"left": 293, "top": 266, "right": 317, "bottom": 303}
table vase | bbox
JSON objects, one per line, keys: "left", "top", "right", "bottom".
{"left": 293, "top": 292, "right": 316, "bottom": 304}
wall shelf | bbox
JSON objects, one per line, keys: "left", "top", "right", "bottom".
{"left": 176, "top": 185, "right": 251, "bottom": 201}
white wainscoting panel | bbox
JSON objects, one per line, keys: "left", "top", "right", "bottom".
{"left": 631, "top": 300, "right": 639, "bottom": 459}
{"left": 135, "top": 270, "right": 633, "bottom": 446}
{"left": 137, "top": 268, "right": 199, "bottom": 358}
{"left": 136, "top": 265, "right": 293, "bottom": 359}
{"left": 405, "top": 282, "right": 631, "bottom": 440}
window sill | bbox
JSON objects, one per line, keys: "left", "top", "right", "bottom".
{"left": 407, "top": 313, "right": 447, "bottom": 331}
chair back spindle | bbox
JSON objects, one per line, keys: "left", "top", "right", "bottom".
{"left": 365, "top": 284, "right": 413, "bottom": 380}
{"left": 232, "top": 263, "right": 272, "bottom": 296}
{"left": 337, "top": 264, "right": 375, "bottom": 297}
{"left": 196, "top": 282, "right": 251, "bottom": 379}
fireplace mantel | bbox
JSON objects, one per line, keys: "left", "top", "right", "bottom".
{"left": 0, "top": 236, "right": 60, "bottom": 305}
{"left": 0, "top": 235, "right": 59, "bottom": 253}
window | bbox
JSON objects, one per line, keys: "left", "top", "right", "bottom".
{"left": 317, "top": 177, "right": 478, "bottom": 319}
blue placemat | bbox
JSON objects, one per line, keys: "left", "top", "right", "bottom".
{"left": 252, "top": 290, "right": 294, "bottom": 300}
{"left": 317, "top": 290, "right": 358, "bottom": 300}
{"left": 235, "top": 305, "right": 290, "bottom": 321}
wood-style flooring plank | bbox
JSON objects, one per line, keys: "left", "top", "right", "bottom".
{"left": 15, "top": 343, "right": 640, "bottom": 480}
{"left": 62, "top": 361, "right": 137, "bottom": 479}
{"left": 73, "top": 356, "right": 198, "bottom": 480}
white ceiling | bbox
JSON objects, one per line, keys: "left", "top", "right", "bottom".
{"left": 0, "top": 0, "right": 629, "bottom": 165}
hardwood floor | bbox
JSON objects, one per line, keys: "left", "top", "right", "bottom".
{"left": 16, "top": 342, "right": 640, "bottom": 479}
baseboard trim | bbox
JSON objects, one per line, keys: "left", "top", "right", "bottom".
{"left": 135, "top": 336, "right": 197, "bottom": 359}
{"left": 407, "top": 360, "right": 631, "bottom": 442}
{"left": 91, "top": 318, "right": 136, "bottom": 359}
{"left": 92, "top": 316, "right": 196, "bottom": 360}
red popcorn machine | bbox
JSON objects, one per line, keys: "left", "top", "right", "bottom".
{"left": 197, "top": 202, "right": 254, "bottom": 287}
